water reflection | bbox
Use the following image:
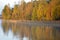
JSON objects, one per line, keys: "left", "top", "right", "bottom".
{"left": 1, "top": 20, "right": 60, "bottom": 40}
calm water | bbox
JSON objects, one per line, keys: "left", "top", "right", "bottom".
{"left": 0, "top": 19, "right": 60, "bottom": 40}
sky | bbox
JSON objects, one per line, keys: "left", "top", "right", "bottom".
{"left": 0, "top": 0, "right": 31, "bottom": 15}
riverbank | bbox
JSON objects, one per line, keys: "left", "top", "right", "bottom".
{"left": 1, "top": 17, "right": 60, "bottom": 22}
{"left": 2, "top": 19, "right": 60, "bottom": 27}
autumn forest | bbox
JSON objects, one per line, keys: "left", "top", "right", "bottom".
{"left": 2, "top": 0, "right": 60, "bottom": 21}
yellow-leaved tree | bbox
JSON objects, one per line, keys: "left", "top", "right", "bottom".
{"left": 32, "top": 1, "right": 38, "bottom": 21}
{"left": 2, "top": 5, "right": 12, "bottom": 19}
{"left": 37, "top": 0, "right": 48, "bottom": 21}
{"left": 12, "top": 5, "right": 19, "bottom": 20}
{"left": 51, "top": 0, "right": 60, "bottom": 20}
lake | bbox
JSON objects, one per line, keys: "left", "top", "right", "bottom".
{"left": 0, "top": 19, "right": 60, "bottom": 40}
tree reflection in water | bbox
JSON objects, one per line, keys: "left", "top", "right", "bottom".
{"left": 2, "top": 20, "right": 60, "bottom": 40}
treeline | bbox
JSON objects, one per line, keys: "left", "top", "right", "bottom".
{"left": 2, "top": 0, "right": 60, "bottom": 21}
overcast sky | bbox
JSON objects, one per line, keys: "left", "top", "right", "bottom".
{"left": 0, "top": 0, "right": 31, "bottom": 15}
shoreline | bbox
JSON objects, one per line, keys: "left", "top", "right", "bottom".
{"left": 2, "top": 19, "right": 60, "bottom": 27}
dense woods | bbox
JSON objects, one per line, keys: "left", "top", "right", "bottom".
{"left": 2, "top": 0, "right": 60, "bottom": 21}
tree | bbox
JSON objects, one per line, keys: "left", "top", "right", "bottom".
{"left": 2, "top": 5, "right": 11, "bottom": 19}
{"left": 52, "top": 6, "right": 60, "bottom": 20}
{"left": 32, "top": 2, "right": 38, "bottom": 21}
{"left": 19, "top": 1, "right": 26, "bottom": 20}
{"left": 24, "top": 2, "right": 33, "bottom": 20}
{"left": 12, "top": 5, "right": 19, "bottom": 20}
{"left": 51, "top": 0, "right": 60, "bottom": 20}
{"left": 36, "top": 0, "right": 48, "bottom": 21}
